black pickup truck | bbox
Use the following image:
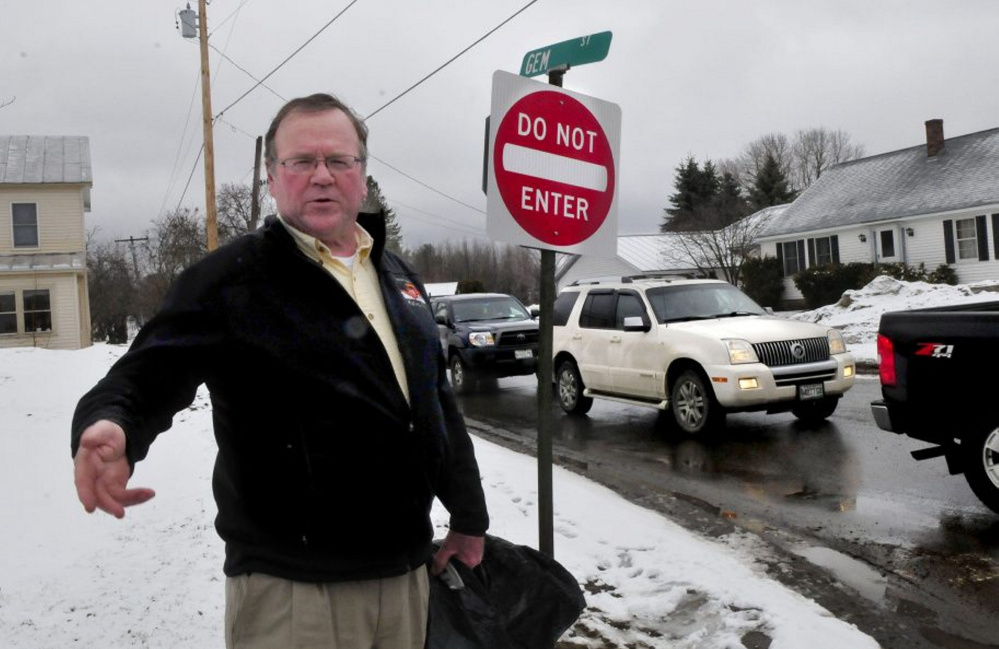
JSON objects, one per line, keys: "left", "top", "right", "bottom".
{"left": 870, "top": 301, "right": 999, "bottom": 512}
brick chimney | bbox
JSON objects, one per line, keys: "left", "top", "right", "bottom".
{"left": 925, "top": 119, "right": 945, "bottom": 157}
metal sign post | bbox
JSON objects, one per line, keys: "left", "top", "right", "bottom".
{"left": 486, "top": 34, "right": 616, "bottom": 557}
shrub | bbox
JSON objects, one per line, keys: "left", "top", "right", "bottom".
{"left": 794, "top": 261, "right": 958, "bottom": 309}
{"left": 794, "top": 262, "right": 872, "bottom": 309}
{"left": 740, "top": 256, "right": 784, "bottom": 308}
{"left": 927, "top": 263, "right": 958, "bottom": 285}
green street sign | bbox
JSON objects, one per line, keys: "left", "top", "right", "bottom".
{"left": 520, "top": 31, "right": 612, "bottom": 77}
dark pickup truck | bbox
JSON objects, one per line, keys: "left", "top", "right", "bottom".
{"left": 870, "top": 301, "right": 999, "bottom": 512}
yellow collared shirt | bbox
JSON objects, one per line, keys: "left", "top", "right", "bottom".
{"left": 278, "top": 216, "right": 410, "bottom": 405}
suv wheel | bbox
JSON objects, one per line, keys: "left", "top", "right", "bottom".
{"left": 963, "top": 424, "right": 999, "bottom": 514}
{"left": 450, "top": 355, "right": 476, "bottom": 394}
{"left": 791, "top": 397, "right": 838, "bottom": 425}
{"left": 557, "top": 360, "right": 593, "bottom": 415}
{"left": 670, "top": 369, "right": 724, "bottom": 434}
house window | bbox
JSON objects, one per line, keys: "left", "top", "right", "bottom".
{"left": 780, "top": 241, "right": 802, "bottom": 276}
{"left": 814, "top": 237, "right": 833, "bottom": 266}
{"left": 12, "top": 203, "right": 39, "bottom": 248}
{"left": 0, "top": 293, "right": 16, "bottom": 334}
{"left": 955, "top": 217, "right": 978, "bottom": 260}
{"left": 23, "top": 289, "right": 52, "bottom": 332}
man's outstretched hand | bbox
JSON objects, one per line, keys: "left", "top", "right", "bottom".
{"left": 431, "top": 529, "right": 485, "bottom": 575}
{"left": 74, "top": 420, "right": 155, "bottom": 518}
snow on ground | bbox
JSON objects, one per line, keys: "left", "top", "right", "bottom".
{"left": 3, "top": 277, "right": 996, "bottom": 648}
{"left": 788, "top": 275, "right": 999, "bottom": 366}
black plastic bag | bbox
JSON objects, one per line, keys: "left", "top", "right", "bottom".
{"left": 426, "top": 534, "right": 586, "bottom": 649}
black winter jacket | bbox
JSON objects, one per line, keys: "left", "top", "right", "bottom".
{"left": 71, "top": 213, "right": 489, "bottom": 582}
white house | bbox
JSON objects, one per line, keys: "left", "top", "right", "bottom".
{"left": 0, "top": 135, "right": 93, "bottom": 349}
{"left": 757, "top": 120, "right": 999, "bottom": 303}
{"left": 554, "top": 233, "right": 714, "bottom": 291}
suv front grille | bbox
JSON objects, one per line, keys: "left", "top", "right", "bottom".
{"left": 753, "top": 337, "right": 829, "bottom": 367}
{"left": 496, "top": 329, "right": 539, "bottom": 347}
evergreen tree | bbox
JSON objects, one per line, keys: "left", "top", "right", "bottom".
{"left": 712, "top": 171, "right": 749, "bottom": 227}
{"left": 364, "top": 176, "right": 403, "bottom": 253}
{"left": 748, "top": 153, "right": 796, "bottom": 210}
{"left": 662, "top": 157, "right": 720, "bottom": 232}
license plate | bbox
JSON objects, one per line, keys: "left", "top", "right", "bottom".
{"left": 515, "top": 349, "right": 533, "bottom": 360}
{"left": 799, "top": 383, "right": 824, "bottom": 400}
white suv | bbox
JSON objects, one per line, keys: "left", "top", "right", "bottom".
{"left": 552, "top": 277, "right": 855, "bottom": 433}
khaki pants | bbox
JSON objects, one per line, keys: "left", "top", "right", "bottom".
{"left": 225, "top": 567, "right": 429, "bottom": 649}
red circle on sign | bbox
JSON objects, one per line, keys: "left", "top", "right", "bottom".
{"left": 493, "top": 90, "right": 614, "bottom": 246}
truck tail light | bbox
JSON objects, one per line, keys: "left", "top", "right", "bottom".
{"left": 877, "top": 334, "right": 896, "bottom": 386}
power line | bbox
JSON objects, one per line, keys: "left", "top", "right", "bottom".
{"left": 365, "top": 0, "right": 540, "bottom": 120}
{"left": 210, "top": 44, "right": 286, "bottom": 103}
{"left": 368, "top": 154, "right": 486, "bottom": 215}
{"left": 388, "top": 198, "right": 486, "bottom": 239}
{"left": 213, "top": 0, "right": 360, "bottom": 120}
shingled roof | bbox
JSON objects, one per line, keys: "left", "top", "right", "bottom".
{"left": 0, "top": 135, "right": 92, "bottom": 185}
{"left": 760, "top": 125, "right": 999, "bottom": 238}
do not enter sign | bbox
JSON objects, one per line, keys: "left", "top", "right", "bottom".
{"left": 487, "top": 70, "right": 621, "bottom": 255}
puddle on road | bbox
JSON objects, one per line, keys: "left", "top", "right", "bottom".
{"left": 792, "top": 545, "right": 888, "bottom": 604}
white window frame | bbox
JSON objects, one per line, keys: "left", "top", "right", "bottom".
{"left": 813, "top": 236, "right": 834, "bottom": 266}
{"left": 955, "top": 217, "right": 978, "bottom": 260}
{"left": 12, "top": 203, "right": 40, "bottom": 248}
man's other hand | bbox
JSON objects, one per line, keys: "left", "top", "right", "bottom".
{"left": 74, "top": 420, "right": 155, "bottom": 518}
{"left": 430, "top": 530, "right": 485, "bottom": 575}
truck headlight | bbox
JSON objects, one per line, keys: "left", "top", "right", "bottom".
{"left": 827, "top": 329, "right": 846, "bottom": 355}
{"left": 468, "top": 332, "right": 495, "bottom": 347}
{"left": 726, "top": 339, "right": 759, "bottom": 365}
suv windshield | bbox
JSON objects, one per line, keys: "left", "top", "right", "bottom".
{"left": 645, "top": 284, "right": 767, "bottom": 323}
{"left": 452, "top": 297, "right": 531, "bottom": 323}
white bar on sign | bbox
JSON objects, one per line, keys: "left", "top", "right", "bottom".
{"left": 502, "top": 144, "right": 607, "bottom": 192}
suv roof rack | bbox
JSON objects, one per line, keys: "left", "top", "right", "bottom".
{"left": 569, "top": 276, "right": 633, "bottom": 286}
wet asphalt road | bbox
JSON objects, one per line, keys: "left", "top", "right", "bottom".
{"left": 454, "top": 375, "right": 999, "bottom": 649}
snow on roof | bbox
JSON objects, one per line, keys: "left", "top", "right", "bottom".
{"left": 0, "top": 135, "right": 92, "bottom": 185}
{"left": 424, "top": 281, "right": 458, "bottom": 297}
{"left": 761, "top": 126, "right": 999, "bottom": 238}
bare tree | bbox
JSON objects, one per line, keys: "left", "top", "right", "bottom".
{"left": 86, "top": 234, "right": 137, "bottom": 343}
{"left": 736, "top": 128, "right": 865, "bottom": 195}
{"left": 138, "top": 207, "right": 207, "bottom": 317}
{"left": 403, "top": 239, "right": 539, "bottom": 304}
{"left": 662, "top": 206, "right": 780, "bottom": 286}
{"left": 791, "top": 128, "right": 865, "bottom": 189}
{"left": 737, "top": 133, "right": 794, "bottom": 195}
{"left": 217, "top": 182, "right": 269, "bottom": 242}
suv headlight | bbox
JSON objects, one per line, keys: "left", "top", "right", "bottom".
{"left": 468, "top": 332, "right": 496, "bottom": 347}
{"left": 827, "top": 329, "right": 846, "bottom": 355}
{"left": 725, "top": 339, "right": 759, "bottom": 365}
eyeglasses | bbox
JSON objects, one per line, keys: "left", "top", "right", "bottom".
{"left": 275, "top": 154, "right": 365, "bottom": 175}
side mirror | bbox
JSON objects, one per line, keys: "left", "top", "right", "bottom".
{"left": 435, "top": 313, "right": 448, "bottom": 325}
{"left": 529, "top": 306, "right": 541, "bottom": 319}
{"left": 622, "top": 316, "right": 651, "bottom": 333}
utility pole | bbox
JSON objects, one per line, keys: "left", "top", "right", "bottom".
{"left": 250, "top": 136, "right": 263, "bottom": 231}
{"left": 114, "top": 236, "right": 149, "bottom": 280}
{"left": 178, "top": 2, "right": 218, "bottom": 251}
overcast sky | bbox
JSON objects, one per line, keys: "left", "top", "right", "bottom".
{"left": 4, "top": 0, "right": 999, "bottom": 248}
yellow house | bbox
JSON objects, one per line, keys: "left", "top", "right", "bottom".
{"left": 1, "top": 135, "right": 93, "bottom": 350}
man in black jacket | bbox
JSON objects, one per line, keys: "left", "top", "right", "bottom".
{"left": 71, "top": 93, "right": 489, "bottom": 649}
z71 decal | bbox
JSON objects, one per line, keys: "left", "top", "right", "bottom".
{"left": 914, "top": 343, "right": 954, "bottom": 358}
